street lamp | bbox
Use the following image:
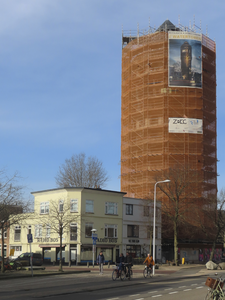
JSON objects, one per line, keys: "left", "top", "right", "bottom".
{"left": 153, "top": 179, "right": 170, "bottom": 275}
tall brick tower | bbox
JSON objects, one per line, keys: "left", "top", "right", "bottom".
{"left": 121, "top": 19, "right": 216, "bottom": 205}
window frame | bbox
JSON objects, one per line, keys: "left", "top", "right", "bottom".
{"left": 40, "top": 202, "right": 49, "bottom": 214}
{"left": 14, "top": 226, "right": 21, "bottom": 242}
{"left": 127, "top": 225, "right": 139, "bottom": 238}
{"left": 70, "top": 223, "right": 77, "bottom": 241}
{"left": 105, "top": 202, "right": 118, "bottom": 215}
{"left": 104, "top": 224, "right": 118, "bottom": 238}
{"left": 126, "top": 204, "right": 133, "bottom": 215}
{"left": 35, "top": 224, "right": 42, "bottom": 238}
{"left": 70, "top": 199, "right": 78, "bottom": 212}
{"left": 59, "top": 199, "right": 64, "bottom": 213}
{"left": 46, "top": 224, "right": 51, "bottom": 237}
{"left": 85, "top": 200, "right": 94, "bottom": 213}
{"left": 85, "top": 222, "right": 93, "bottom": 238}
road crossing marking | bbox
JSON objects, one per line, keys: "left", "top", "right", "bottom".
{"left": 129, "top": 295, "right": 140, "bottom": 297}
{"left": 183, "top": 289, "right": 192, "bottom": 291}
{"left": 169, "top": 291, "right": 178, "bottom": 294}
{"left": 196, "top": 286, "right": 204, "bottom": 289}
{"left": 152, "top": 295, "right": 162, "bottom": 298}
{"left": 191, "top": 283, "right": 198, "bottom": 286}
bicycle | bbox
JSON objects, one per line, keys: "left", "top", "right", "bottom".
{"left": 124, "top": 263, "right": 133, "bottom": 280}
{"left": 205, "top": 273, "right": 225, "bottom": 299}
{"left": 112, "top": 264, "right": 126, "bottom": 281}
{"left": 143, "top": 265, "right": 153, "bottom": 278}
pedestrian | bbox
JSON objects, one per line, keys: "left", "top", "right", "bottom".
{"left": 97, "top": 251, "right": 105, "bottom": 275}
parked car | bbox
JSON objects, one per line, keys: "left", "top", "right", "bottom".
{"left": 14, "top": 252, "right": 43, "bottom": 266}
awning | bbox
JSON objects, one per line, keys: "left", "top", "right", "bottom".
{"left": 39, "top": 244, "right": 66, "bottom": 248}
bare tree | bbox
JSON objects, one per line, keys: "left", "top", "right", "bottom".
{"left": 197, "top": 189, "right": 225, "bottom": 261}
{"left": 0, "top": 169, "right": 31, "bottom": 273}
{"left": 155, "top": 166, "right": 201, "bottom": 266}
{"left": 55, "top": 153, "right": 108, "bottom": 188}
{"left": 38, "top": 199, "right": 79, "bottom": 272}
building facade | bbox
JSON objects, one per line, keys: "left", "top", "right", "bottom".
{"left": 122, "top": 197, "right": 162, "bottom": 261}
{"left": 9, "top": 187, "right": 126, "bottom": 264}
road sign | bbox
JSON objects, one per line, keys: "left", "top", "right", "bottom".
{"left": 92, "top": 233, "right": 98, "bottom": 238}
{"left": 27, "top": 233, "right": 33, "bottom": 243}
{"left": 93, "top": 239, "right": 96, "bottom": 245}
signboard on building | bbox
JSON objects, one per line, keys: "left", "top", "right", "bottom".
{"left": 168, "top": 32, "right": 202, "bottom": 88}
{"left": 168, "top": 118, "right": 203, "bottom": 134}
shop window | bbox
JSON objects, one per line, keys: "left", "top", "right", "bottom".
{"left": 105, "top": 202, "right": 118, "bottom": 215}
{"left": 126, "top": 204, "right": 133, "bottom": 215}
{"left": 40, "top": 202, "right": 49, "bottom": 214}
{"left": 86, "top": 200, "right": 94, "bottom": 213}
{"left": 14, "top": 226, "right": 21, "bottom": 241}
{"left": 70, "top": 223, "right": 77, "bottom": 241}
{"left": 85, "top": 223, "right": 93, "bottom": 237}
{"left": 35, "top": 225, "right": 42, "bottom": 238}
{"left": 71, "top": 199, "right": 78, "bottom": 212}
{"left": 105, "top": 224, "right": 117, "bottom": 238}
{"left": 127, "top": 225, "right": 139, "bottom": 238}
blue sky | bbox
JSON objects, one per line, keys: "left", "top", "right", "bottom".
{"left": 0, "top": 0, "right": 224, "bottom": 200}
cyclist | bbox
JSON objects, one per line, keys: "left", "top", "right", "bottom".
{"left": 117, "top": 253, "right": 125, "bottom": 275}
{"left": 143, "top": 253, "right": 155, "bottom": 273}
{"left": 124, "top": 252, "right": 133, "bottom": 277}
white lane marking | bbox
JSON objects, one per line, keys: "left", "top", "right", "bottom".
{"left": 107, "top": 298, "right": 119, "bottom": 300}
{"left": 164, "top": 288, "right": 172, "bottom": 290}
{"left": 169, "top": 291, "right": 178, "bottom": 294}
{"left": 196, "top": 286, "right": 204, "bottom": 289}
{"left": 191, "top": 283, "right": 198, "bottom": 286}
{"left": 134, "top": 299, "right": 144, "bottom": 300}
{"left": 148, "top": 291, "right": 158, "bottom": 293}
{"left": 152, "top": 295, "right": 162, "bottom": 298}
{"left": 179, "top": 286, "right": 186, "bottom": 288}
{"left": 184, "top": 289, "right": 192, "bottom": 291}
{"left": 129, "top": 295, "right": 140, "bottom": 297}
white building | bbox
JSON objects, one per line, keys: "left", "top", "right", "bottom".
{"left": 122, "top": 197, "right": 162, "bottom": 261}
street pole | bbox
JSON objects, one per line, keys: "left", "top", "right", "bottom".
{"left": 153, "top": 179, "right": 170, "bottom": 276}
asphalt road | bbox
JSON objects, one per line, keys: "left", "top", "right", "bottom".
{"left": 0, "top": 267, "right": 222, "bottom": 300}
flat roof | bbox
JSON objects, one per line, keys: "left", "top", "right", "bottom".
{"left": 31, "top": 186, "right": 127, "bottom": 196}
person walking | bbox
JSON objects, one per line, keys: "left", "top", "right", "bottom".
{"left": 97, "top": 251, "right": 105, "bottom": 275}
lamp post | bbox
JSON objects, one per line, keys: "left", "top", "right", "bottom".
{"left": 153, "top": 179, "right": 170, "bottom": 275}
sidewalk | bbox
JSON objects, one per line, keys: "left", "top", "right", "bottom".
{"left": 0, "top": 263, "right": 223, "bottom": 280}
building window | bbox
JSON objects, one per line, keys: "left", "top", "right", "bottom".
{"left": 143, "top": 206, "right": 149, "bottom": 217}
{"left": 0, "top": 230, "right": 7, "bottom": 239}
{"left": 40, "top": 202, "right": 49, "bottom": 214}
{"left": 127, "top": 225, "right": 139, "bottom": 238}
{"left": 85, "top": 223, "right": 93, "bottom": 237}
{"left": 14, "top": 226, "right": 21, "bottom": 242}
{"left": 10, "top": 246, "right": 22, "bottom": 252}
{"left": 105, "top": 224, "right": 117, "bottom": 238}
{"left": 59, "top": 200, "right": 64, "bottom": 212}
{"left": 105, "top": 202, "right": 118, "bottom": 215}
{"left": 86, "top": 200, "right": 94, "bottom": 213}
{"left": 71, "top": 199, "right": 78, "bottom": 212}
{"left": 46, "top": 225, "right": 51, "bottom": 237}
{"left": 27, "top": 225, "right": 32, "bottom": 235}
{"left": 35, "top": 225, "right": 42, "bottom": 238}
{"left": 70, "top": 223, "right": 77, "bottom": 241}
{"left": 126, "top": 204, "right": 133, "bottom": 215}
{"left": 0, "top": 245, "right": 7, "bottom": 257}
